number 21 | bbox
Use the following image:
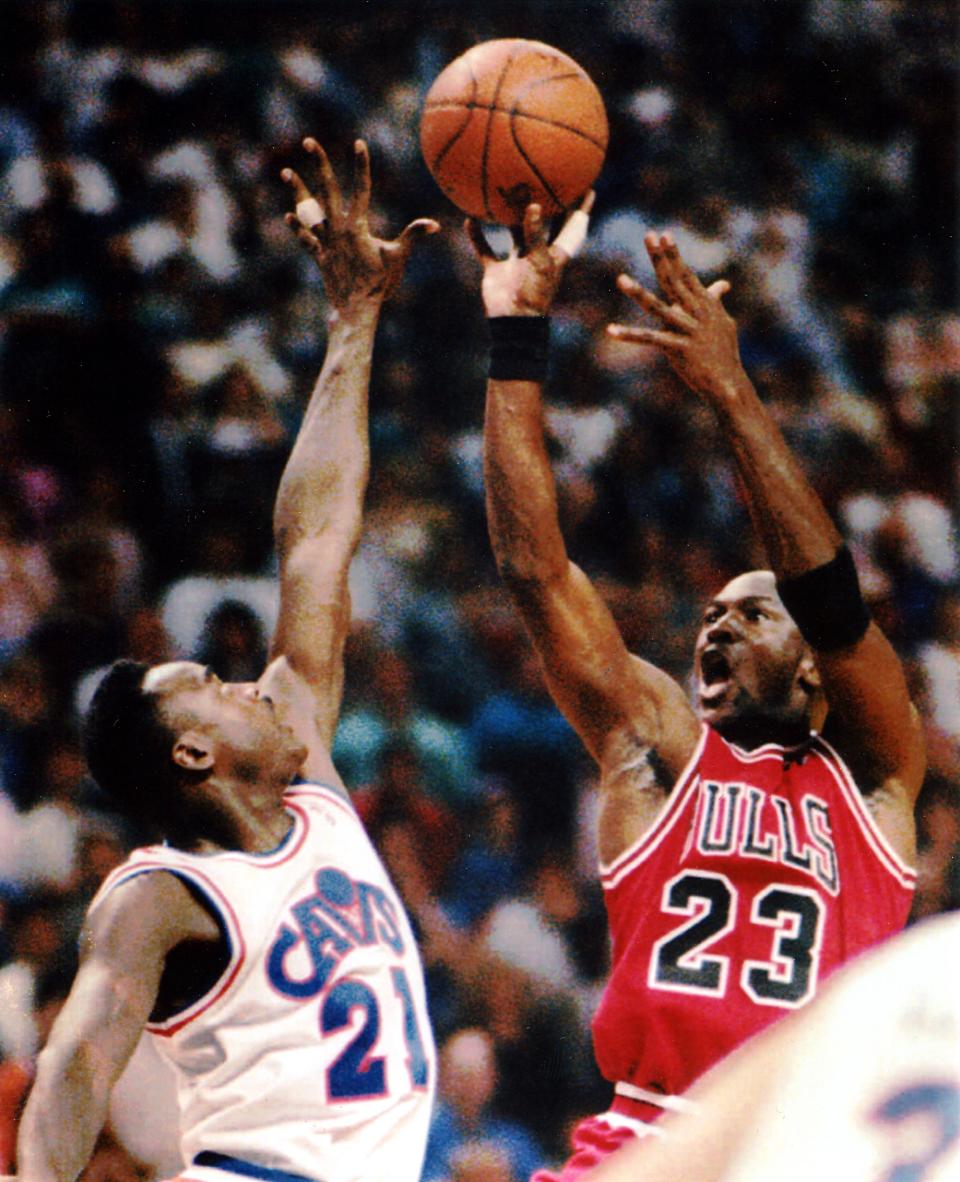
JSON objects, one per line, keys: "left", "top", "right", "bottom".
{"left": 322, "top": 967, "right": 430, "bottom": 1099}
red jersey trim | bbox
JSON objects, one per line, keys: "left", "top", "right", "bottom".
{"left": 98, "top": 861, "right": 247, "bottom": 1037}
{"left": 181, "top": 805, "right": 310, "bottom": 868}
{"left": 724, "top": 740, "right": 804, "bottom": 763}
{"left": 144, "top": 863, "right": 246, "bottom": 1036}
{"left": 600, "top": 725, "right": 709, "bottom": 889}
{"left": 284, "top": 782, "right": 358, "bottom": 824}
{"left": 811, "top": 735, "right": 917, "bottom": 889}
{"left": 95, "top": 806, "right": 309, "bottom": 884}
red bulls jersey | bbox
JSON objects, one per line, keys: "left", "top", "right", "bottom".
{"left": 593, "top": 725, "right": 915, "bottom": 1106}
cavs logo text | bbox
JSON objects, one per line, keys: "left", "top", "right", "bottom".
{"left": 267, "top": 866, "right": 405, "bottom": 998}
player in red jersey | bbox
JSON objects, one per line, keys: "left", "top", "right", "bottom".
{"left": 469, "top": 202, "right": 923, "bottom": 1180}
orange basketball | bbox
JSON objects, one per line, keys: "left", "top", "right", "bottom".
{"left": 420, "top": 38, "right": 608, "bottom": 226}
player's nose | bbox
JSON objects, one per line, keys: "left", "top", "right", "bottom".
{"left": 706, "top": 615, "right": 738, "bottom": 644}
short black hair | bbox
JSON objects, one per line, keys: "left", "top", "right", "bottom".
{"left": 82, "top": 659, "right": 179, "bottom": 825}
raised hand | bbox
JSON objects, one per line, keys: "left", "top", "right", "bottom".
{"left": 282, "top": 138, "right": 438, "bottom": 314}
{"left": 466, "top": 192, "right": 594, "bottom": 318}
{"left": 608, "top": 231, "right": 741, "bottom": 400}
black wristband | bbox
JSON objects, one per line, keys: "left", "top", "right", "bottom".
{"left": 488, "top": 316, "right": 550, "bottom": 382}
{"left": 777, "top": 545, "right": 871, "bottom": 651}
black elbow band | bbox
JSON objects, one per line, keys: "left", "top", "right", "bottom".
{"left": 488, "top": 316, "right": 550, "bottom": 382}
{"left": 777, "top": 546, "right": 871, "bottom": 651}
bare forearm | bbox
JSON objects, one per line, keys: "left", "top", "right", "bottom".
{"left": 484, "top": 378, "right": 569, "bottom": 585}
{"left": 273, "top": 306, "right": 378, "bottom": 554}
{"left": 18, "top": 1045, "right": 110, "bottom": 1182}
{"left": 712, "top": 371, "right": 841, "bottom": 578}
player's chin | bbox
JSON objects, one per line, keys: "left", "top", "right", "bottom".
{"left": 697, "top": 683, "right": 734, "bottom": 722}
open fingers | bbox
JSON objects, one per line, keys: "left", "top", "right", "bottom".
{"left": 521, "top": 203, "right": 549, "bottom": 255}
{"left": 302, "top": 137, "right": 345, "bottom": 227}
{"left": 466, "top": 218, "right": 497, "bottom": 261}
{"left": 645, "top": 231, "right": 702, "bottom": 307}
{"left": 350, "top": 139, "right": 371, "bottom": 223}
{"left": 553, "top": 193, "right": 593, "bottom": 261}
{"left": 648, "top": 232, "right": 710, "bottom": 308}
{"left": 707, "top": 278, "right": 731, "bottom": 299}
{"left": 281, "top": 167, "right": 311, "bottom": 206}
{"left": 617, "top": 274, "right": 697, "bottom": 331}
{"left": 386, "top": 217, "right": 440, "bottom": 270}
{"left": 283, "top": 210, "right": 323, "bottom": 254}
{"left": 662, "top": 235, "right": 709, "bottom": 301}
{"left": 607, "top": 322, "right": 687, "bottom": 352}
{"left": 281, "top": 167, "right": 324, "bottom": 231}
{"left": 396, "top": 217, "right": 440, "bottom": 250}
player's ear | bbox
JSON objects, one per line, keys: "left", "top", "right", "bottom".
{"left": 172, "top": 731, "right": 215, "bottom": 773}
{"left": 797, "top": 650, "right": 821, "bottom": 695}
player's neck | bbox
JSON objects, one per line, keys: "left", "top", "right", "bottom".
{"left": 171, "top": 775, "right": 295, "bottom": 854}
{"left": 713, "top": 715, "right": 811, "bottom": 751}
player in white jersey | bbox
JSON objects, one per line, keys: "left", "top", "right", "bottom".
{"left": 10, "top": 139, "right": 439, "bottom": 1182}
{"left": 586, "top": 909, "right": 960, "bottom": 1182}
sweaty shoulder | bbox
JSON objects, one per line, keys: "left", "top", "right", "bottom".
{"left": 88, "top": 866, "right": 221, "bottom": 957}
{"left": 596, "top": 660, "right": 702, "bottom": 865}
{"left": 602, "top": 653, "right": 700, "bottom": 781}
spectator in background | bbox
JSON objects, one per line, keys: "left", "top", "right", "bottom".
{"left": 448, "top": 1140, "right": 516, "bottom": 1182}
{"left": 463, "top": 906, "right": 607, "bottom": 1160}
{"left": 0, "top": 2, "right": 955, "bottom": 1174}
{"left": 0, "top": 968, "right": 72, "bottom": 1174}
{"left": 0, "top": 651, "right": 56, "bottom": 812}
{"left": 422, "top": 1028, "right": 544, "bottom": 1182}
{"left": 354, "top": 737, "right": 460, "bottom": 895}
{"left": 467, "top": 617, "right": 584, "bottom": 860}
{"left": 195, "top": 598, "right": 269, "bottom": 685}
{"left": 29, "top": 527, "right": 126, "bottom": 710}
{"left": 335, "top": 642, "right": 479, "bottom": 811}
{"left": 443, "top": 781, "right": 526, "bottom": 929}
{"left": 0, "top": 502, "right": 57, "bottom": 657}
{"left": 0, "top": 897, "right": 72, "bottom": 1065}
{"left": 159, "top": 519, "right": 277, "bottom": 655}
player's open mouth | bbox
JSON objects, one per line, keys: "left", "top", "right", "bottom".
{"left": 699, "top": 648, "right": 732, "bottom": 703}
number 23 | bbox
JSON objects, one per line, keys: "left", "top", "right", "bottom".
{"left": 650, "top": 870, "right": 825, "bottom": 1007}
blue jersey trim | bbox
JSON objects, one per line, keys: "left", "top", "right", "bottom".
{"left": 193, "top": 1153, "right": 316, "bottom": 1182}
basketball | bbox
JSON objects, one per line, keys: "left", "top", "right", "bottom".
{"left": 420, "top": 39, "right": 608, "bottom": 226}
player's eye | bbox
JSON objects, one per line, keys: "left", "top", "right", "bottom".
{"left": 743, "top": 608, "right": 767, "bottom": 622}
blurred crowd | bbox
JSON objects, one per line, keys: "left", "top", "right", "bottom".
{"left": 0, "top": 1, "right": 957, "bottom": 1179}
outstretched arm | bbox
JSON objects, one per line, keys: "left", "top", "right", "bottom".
{"left": 15, "top": 874, "right": 219, "bottom": 1182}
{"left": 610, "top": 234, "right": 924, "bottom": 845}
{"left": 265, "top": 139, "right": 437, "bottom": 765}
{"left": 474, "top": 203, "right": 699, "bottom": 835}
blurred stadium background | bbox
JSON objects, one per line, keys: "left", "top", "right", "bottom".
{"left": 0, "top": 1, "right": 956, "bottom": 1178}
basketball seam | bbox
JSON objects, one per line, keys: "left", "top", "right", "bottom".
{"left": 508, "top": 116, "right": 561, "bottom": 211}
{"left": 428, "top": 67, "right": 479, "bottom": 177}
{"left": 423, "top": 101, "right": 608, "bottom": 153}
{"left": 507, "top": 69, "right": 604, "bottom": 209}
{"left": 483, "top": 49, "right": 521, "bottom": 221}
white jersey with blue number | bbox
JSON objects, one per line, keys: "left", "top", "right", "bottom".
{"left": 95, "top": 783, "right": 436, "bottom": 1182}
{"left": 721, "top": 911, "right": 960, "bottom": 1182}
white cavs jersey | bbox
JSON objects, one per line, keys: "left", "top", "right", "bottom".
{"left": 720, "top": 911, "right": 960, "bottom": 1181}
{"left": 94, "top": 783, "right": 436, "bottom": 1182}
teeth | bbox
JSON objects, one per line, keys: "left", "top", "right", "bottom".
{"left": 700, "top": 650, "right": 730, "bottom": 686}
